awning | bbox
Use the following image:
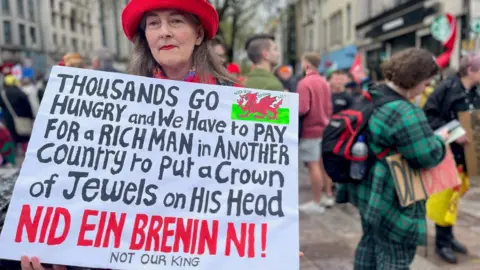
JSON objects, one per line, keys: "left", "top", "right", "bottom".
{"left": 318, "top": 45, "right": 357, "bottom": 74}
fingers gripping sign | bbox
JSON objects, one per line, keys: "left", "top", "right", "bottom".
{"left": 20, "top": 257, "right": 67, "bottom": 270}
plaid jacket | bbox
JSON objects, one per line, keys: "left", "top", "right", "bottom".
{"left": 337, "top": 85, "right": 446, "bottom": 246}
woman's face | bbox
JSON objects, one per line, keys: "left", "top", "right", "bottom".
{"left": 468, "top": 68, "right": 480, "bottom": 84}
{"left": 144, "top": 9, "right": 204, "bottom": 69}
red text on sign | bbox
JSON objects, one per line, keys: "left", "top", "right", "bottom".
{"left": 129, "top": 214, "right": 219, "bottom": 255}
{"left": 15, "top": 205, "right": 71, "bottom": 245}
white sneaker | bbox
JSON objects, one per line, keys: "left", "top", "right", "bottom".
{"left": 320, "top": 196, "right": 335, "bottom": 208}
{"left": 299, "top": 201, "right": 325, "bottom": 214}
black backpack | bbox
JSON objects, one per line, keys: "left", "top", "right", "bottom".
{"left": 322, "top": 88, "right": 398, "bottom": 183}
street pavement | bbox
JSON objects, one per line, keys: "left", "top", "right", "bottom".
{"left": 298, "top": 166, "right": 480, "bottom": 270}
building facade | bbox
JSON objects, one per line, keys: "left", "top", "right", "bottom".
{"left": 0, "top": 0, "right": 45, "bottom": 72}
{"left": 355, "top": 0, "right": 468, "bottom": 81}
{"left": 94, "top": 0, "right": 132, "bottom": 71}
{"left": 317, "top": 0, "right": 357, "bottom": 74}
{"left": 295, "top": 0, "right": 357, "bottom": 74}
{"left": 0, "top": 0, "right": 132, "bottom": 73}
{"left": 40, "top": 0, "right": 99, "bottom": 66}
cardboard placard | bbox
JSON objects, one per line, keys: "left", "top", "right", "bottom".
{"left": 387, "top": 147, "right": 461, "bottom": 207}
{"left": 458, "top": 110, "right": 480, "bottom": 181}
{"left": 0, "top": 67, "right": 300, "bottom": 270}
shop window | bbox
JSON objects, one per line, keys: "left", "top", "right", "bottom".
{"left": 420, "top": 34, "right": 444, "bottom": 56}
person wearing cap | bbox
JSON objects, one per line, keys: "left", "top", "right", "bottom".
{"left": 0, "top": 75, "right": 34, "bottom": 147}
{"left": 423, "top": 53, "right": 480, "bottom": 264}
{"left": 275, "top": 65, "right": 298, "bottom": 93}
{"left": 227, "top": 62, "right": 245, "bottom": 84}
{"left": 243, "top": 34, "right": 283, "bottom": 91}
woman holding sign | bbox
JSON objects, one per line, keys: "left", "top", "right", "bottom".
{"left": 18, "top": 0, "right": 302, "bottom": 269}
{"left": 336, "top": 48, "right": 449, "bottom": 270}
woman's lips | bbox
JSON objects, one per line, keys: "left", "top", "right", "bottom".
{"left": 160, "top": 45, "right": 176, "bottom": 51}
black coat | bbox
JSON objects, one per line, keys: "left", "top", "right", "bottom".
{"left": 0, "top": 85, "right": 34, "bottom": 143}
{"left": 423, "top": 75, "right": 480, "bottom": 168}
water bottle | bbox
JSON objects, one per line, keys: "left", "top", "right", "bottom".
{"left": 350, "top": 135, "right": 368, "bottom": 180}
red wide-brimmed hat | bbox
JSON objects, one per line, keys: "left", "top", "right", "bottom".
{"left": 122, "top": 0, "right": 219, "bottom": 41}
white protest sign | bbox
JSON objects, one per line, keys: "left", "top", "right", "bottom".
{"left": 0, "top": 66, "right": 299, "bottom": 270}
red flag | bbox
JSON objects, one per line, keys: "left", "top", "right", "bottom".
{"left": 435, "top": 13, "right": 457, "bottom": 68}
{"left": 350, "top": 54, "right": 366, "bottom": 83}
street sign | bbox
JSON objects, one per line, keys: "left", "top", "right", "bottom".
{"left": 431, "top": 15, "right": 452, "bottom": 43}
{"left": 471, "top": 17, "right": 480, "bottom": 33}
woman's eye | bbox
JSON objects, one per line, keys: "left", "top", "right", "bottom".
{"left": 147, "top": 20, "right": 160, "bottom": 27}
{"left": 171, "top": 19, "right": 183, "bottom": 24}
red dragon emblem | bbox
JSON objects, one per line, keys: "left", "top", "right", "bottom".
{"left": 237, "top": 92, "right": 283, "bottom": 119}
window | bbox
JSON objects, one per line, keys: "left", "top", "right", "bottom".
{"left": 61, "top": 16, "right": 65, "bottom": 29}
{"left": 421, "top": 34, "right": 444, "bottom": 56}
{"left": 28, "top": 0, "right": 34, "bottom": 20}
{"left": 70, "top": 9, "right": 76, "bottom": 31}
{"left": 62, "top": 35, "right": 66, "bottom": 46}
{"left": 51, "top": 13, "right": 56, "bottom": 26}
{"left": 100, "top": 0, "right": 107, "bottom": 46}
{"left": 3, "top": 21, "right": 12, "bottom": 44}
{"left": 29, "top": 26, "right": 36, "bottom": 43}
{"left": 309, "top": 28, "right": 314, "bottom": 51}
{"left": 367, "top": 0, "right": 373, "bottom": 18}
{"left": 1, "top": 0, "right": 10, "bottom": 14}
{"left": 72, "top": 38, "right": 78, "bottom": 51}
{"left": 346, "top": 4, "right": 351, "bottom": 40}
{"left": 323, "top": 20, "right": 328, "bottom": 50}
{"left": 59, "top": 2, "right": 63, "bottom": 11}
{"left": 53, "top": 33, "right": 57, "bottom": 45}
{"left": 17, "top": 0, "right": 25, "bottom": 17}
{"left": 19, "top": 24, "right": 26, "bottom": 45}
{"left": 50, "top": 0, "right": 54, "bottom": 9}
{"left": 329, "top": 11, "right": 343, "bottom": 46}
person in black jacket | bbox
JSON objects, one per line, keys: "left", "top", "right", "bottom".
{"left": 328, "top": 70, "right": 353, "bottom": 113}
{"left": 0, "top": 75, "right": 34, "bottom": 146}
{"left": 423, "top": 53, "right": 480, "bottom": 264}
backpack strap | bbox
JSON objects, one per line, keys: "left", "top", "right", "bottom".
{"left": 368, "top": 86, "right": 402, "bottom": 159}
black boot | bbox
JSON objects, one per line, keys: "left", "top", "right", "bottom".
{"left": 452, "top": 238, "right": 468, "bottom": 254}
{"left": 435, "top": 225, "right": 458, "bottom": 264}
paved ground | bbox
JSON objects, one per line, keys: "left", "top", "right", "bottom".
{"left": 298, "top": 166, "right": 480, "bottom": 270}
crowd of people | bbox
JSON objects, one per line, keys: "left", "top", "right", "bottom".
{"left": 0, "top": 0, "right": 476, "bottom": 269}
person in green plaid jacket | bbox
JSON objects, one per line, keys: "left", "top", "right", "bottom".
{"left": 336, "top": 48, "right": 449, "bottom": 270}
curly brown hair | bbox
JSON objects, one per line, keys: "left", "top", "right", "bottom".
{"left": 381, "top": 48, "right": 439, "bottom": 89}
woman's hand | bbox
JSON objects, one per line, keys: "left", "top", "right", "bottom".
{"left": 300, "top": 252, "right": 304, "bottom": 257}
{"left": 437, "top": 128, "right": 449, "bottom": 141}
{"left": 455, "top": 134, "right": 469, "bottom": 145}
{"left": 20, "top": 256, "right": 66, "bottom": 270}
